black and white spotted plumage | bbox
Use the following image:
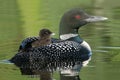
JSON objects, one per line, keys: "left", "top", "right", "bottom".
{"left": 10, "top": 40, "right": 90, "bottom": 72}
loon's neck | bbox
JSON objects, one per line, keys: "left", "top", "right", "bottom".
{"left": 60, "top": 34, "right": 83, "bottom": 43}
{"left": 59, "top": 22, "right": 83, "bottom": 43}
{"left": 59, "top": 26, "right": 79, "bottom": 40}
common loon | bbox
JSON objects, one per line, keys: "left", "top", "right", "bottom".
{"left": 10, "top": 8, "right": 108, "bottom": 80}
{"left": 59, "top": 8, "right": 107, "bottom": 80}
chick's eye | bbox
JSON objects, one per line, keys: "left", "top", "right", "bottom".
{"left": 75, "top": 15, "right": 81, "bottom": 19}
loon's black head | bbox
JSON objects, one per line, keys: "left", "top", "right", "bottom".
{"left": 59, "top": 8, "right": 108, "bottom": 35}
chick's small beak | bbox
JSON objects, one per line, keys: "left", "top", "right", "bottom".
{"left": 84, "top": 16, "right": 108, "bottom": 22}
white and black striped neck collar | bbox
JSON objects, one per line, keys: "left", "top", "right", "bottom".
{"left": 60, "top": 33, "right": 78, "bottom": 40}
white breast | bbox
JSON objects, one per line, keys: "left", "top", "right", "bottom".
{"left": 81, "top": 41, "right": 91, "bottom": 52}
{"left": 81, "top": 41, "right": 92, "bottom": 67}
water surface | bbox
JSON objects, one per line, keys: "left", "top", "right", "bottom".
{"left": 0, "top": 0, "right": 120, "bottom": 80}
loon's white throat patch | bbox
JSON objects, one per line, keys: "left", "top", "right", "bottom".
{"left": 60, "top": 34, "right": 78, "bottom": 40}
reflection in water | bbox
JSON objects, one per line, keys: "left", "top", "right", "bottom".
{"left": 99, "top": 46, "right": 120, "bottom": 49}
{"left": 93, "top": 50, "right": 109, "bottom": 53}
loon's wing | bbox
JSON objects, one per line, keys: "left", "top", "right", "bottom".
{"left": 10, "top": 41, "right": 90, "bottom": 72}
{"left": 18, "top": 37, "right": 38, "bottom": 51}
{"left": 18, "top": 37, "right": 61, "bottom": 51}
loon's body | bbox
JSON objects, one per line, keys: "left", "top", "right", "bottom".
{"left": 11, "top": 39, "right": 90, "bottom": 70}
{"left": 10, "top": 8, "right": 107, "bottom": 80}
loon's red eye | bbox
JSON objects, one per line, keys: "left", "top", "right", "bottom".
{"left": 75, "top": 15, "right": 81, "bottom": 19}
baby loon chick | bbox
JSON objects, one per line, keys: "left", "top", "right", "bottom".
{"left": 32, "top": 28, "right": 52, "bottom": 47}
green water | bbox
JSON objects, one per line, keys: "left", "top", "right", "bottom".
{"left": 0, "top": 0, "right": 120, "bottom": 80}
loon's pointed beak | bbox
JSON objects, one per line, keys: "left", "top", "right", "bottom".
{"left": 85, "top": 16, "right": 108, "bottom": 22}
